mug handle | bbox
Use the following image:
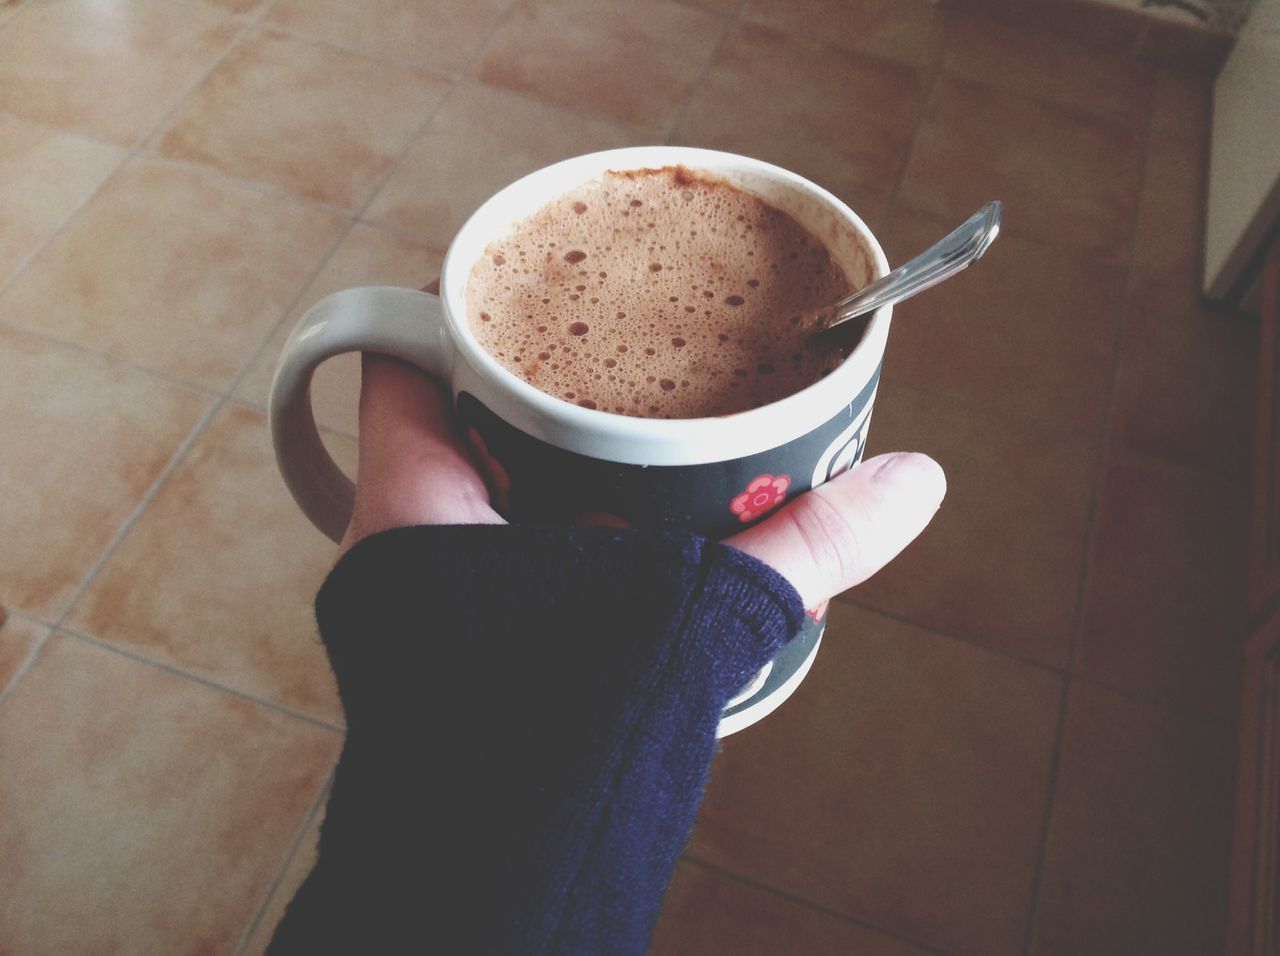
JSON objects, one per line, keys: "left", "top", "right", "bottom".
{"left": 269, "top": 286, "right": 455, "bottom": 543}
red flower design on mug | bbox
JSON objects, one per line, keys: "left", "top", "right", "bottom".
{"left": 730, "top": 473, "right": 791, "bottom": 523}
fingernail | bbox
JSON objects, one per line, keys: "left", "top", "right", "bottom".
{"left": 872, "top": 451, "right": 921, "bottom": 479}
{"left": 872, "top": 452, "right": 946, "bottom": 499}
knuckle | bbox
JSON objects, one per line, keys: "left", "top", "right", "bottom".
{"left": 787, "top": 489, "right": 870, "bottom": 588}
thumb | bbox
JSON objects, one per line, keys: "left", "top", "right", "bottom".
{"left": 725, "top": 452, "right": 945, "bottom": 609}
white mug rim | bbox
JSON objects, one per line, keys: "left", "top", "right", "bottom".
{"left": 437, "top": 146, "right": 891, "bottom": 466}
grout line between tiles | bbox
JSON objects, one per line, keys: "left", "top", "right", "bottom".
{"left": 3, "top": 0, "right": 322, "bottom": 293}
{"left": 0, "top": 604, "right": 53, "bottom": 629}
{"left": 129, "top": 0, "right": 279, "bottom": 155}
{"left": 226, "top": 0, "right": 523, "bottom": 404}
{"left": 840, "top": 594, "right": 1238, "bottom": 727}
{"left": 56, "top": 622, "right": 347, "bottom": 734}
{"left": 1017, "top": 678, "right": 1073, "bottom": 956}
{"left": 220, "top": 221, "right": 358, "bottom": 402}
{"left": 678, "top": 855, "right": 960, "bottom": 956}
{"left": 1017, "top": 62, "right": 1161, "bottom": 956}
{"left": 0, "top": 316, "right": 225, "bottom": 397}
{"left": 0, "top": 622, "right": 57, "bottom": 710}
{"left": 1, "top": 0, "right": 506, "bottom": 734}
{"left": 660, "top": 0, "right": 746, "bottom": 145}
{"left": 233, "top": 13, "right": 459, "bottom": 85}
{"left": 0, "top": 2, "right": 275, "bottom": 314}
{"left": 334, "top": 214, "right": 454, "bottom": 254}
{"left": 351, "top": 0, "right": 520, "bottom": 226}
{"left": 126, "top": 147, "right": 366, "bottom": 224}
{"left": 837, "top": 595, "right": 1071, "bottom": 678}
{"left": 51, "top": 395, "right": 227, "bottom": 630}
{"left": 215, "top": 24, "right": 506, "bottom": 404}
{"left": 1, "top": 158, "right": 352, "bottom": 638}
{"left": 1, "top": 7, "right": 531, "bottom": 596}
{"left": 1015, "top": 208, "right": 1140, "bottom": 956}
{"left": 0, "top": 133, "right": 127, "bottom": 304}
{"left": 883, "top": 13, "right": 947, "bottom": 227}
{"left": 233, "top": 762, "right": 338, "bottom": 955}
{"left": 226, "top": 390, "right": 361, "bottom": 445}
{"left": 1072, "top": 669, "right": 1240, "bottom": 729}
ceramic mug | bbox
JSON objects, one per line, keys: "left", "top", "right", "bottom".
{"left": 269, "top": 146, "right": 892, "bottom": 736}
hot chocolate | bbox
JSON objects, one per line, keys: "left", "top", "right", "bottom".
{"left": 466, "top": 166, "right": 860, "bottom": 418}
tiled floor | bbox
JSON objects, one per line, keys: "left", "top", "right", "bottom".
{"left": 0, "top": 1, "right": 1254, "bottom": 953}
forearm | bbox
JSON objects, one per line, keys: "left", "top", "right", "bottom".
{"left": 268, "top": 525, "right": 803, "bottom": 954}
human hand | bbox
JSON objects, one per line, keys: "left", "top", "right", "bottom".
{"left": 341, "top": 332, "right": 944, "bottom": 610}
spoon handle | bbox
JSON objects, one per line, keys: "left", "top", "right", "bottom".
{"left": 822, "top": 201, "right": 1002, "bottom": 331}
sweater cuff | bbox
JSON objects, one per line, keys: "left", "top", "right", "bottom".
{"left": 685, "top": 540, "right": 808, "bottom": 702}
{"left": 314, "top": 525, "right": 806, "bottom": 724}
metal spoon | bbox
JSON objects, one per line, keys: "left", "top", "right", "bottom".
{"left": 818, "top": 201, "right": 1002, "bottom": 333}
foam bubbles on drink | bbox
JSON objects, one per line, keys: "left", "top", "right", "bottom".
{"left": 466, "top": 166, "right": 861, "bottom": 418}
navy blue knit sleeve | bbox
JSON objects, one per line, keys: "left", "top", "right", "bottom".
{"left": 267, "top": 525, "right": 804, "bottom": 955}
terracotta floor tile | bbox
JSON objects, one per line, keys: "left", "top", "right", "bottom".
{"left": 1149, "top": 67, "right": 1212, "bottom": 140}
{"left": 240, "top": 791, "right": 328, "bottom": 954}
{"left": 652, "top": 861, "right": 937, "bottom": 956}
{"left": 899, "top": 74, "right": 1144, "bottom": 261}
{"left": 265, "top": 0, "right": 509, "bottom": 75}
{"left": 673, "top": 20, "right": 926, "bottom": 218}
{"left": 687, "top": 602, "right": 1063, "bottom": 956}
{"left": 1110, "top": 271, "right": 1257, "bottom": 479}
{"left": 0, "top": 327, "right": 212, "bottom": 621}
{"left": 1131, "top": 130, "right": 1208, "bottom": 278}
{"left": 743, "top": 0, "right": 946, "bottom": 69}
{"left": 853, "top": 384, "right": 1098, "bottom": 667}
{"left": 0, "top": 0, "right": 239, "bottom": 147}
{"left": 364, "top": 80, "right": 650, "bottom": 249}
{"left": 0, "top": 616, "right": 49, "bottom": 698}
{"left": 237, "top": 224, "right": 446, "bottom": 436}
{"left": 0, "top": 633, "right": 340, "bottom": 953}
{"left": 881, "top": 207, "right": 1125, "bottom": 439}
{"left": 0, "top": 154, "right": 345, "bottom": 391}
{"left": 1076, "top": 451, "right": 1248, "bottom": 722}
{"left": 940, "top": 12, "right": 1154, "bottom": 126}
{"left": 1030, "top": 679, "right": 1234, "bottom": 956}
{"left": 67, "top": 404, "right": 355, "bottom": 723}
{"left": 472, "top": 0, "right": 725, "bottom": 135}
{"left": 152, "top": 26, "right": 451, "bottom": 212}
{"left": 0, "top": 114, "right": 125, "bottom": 288}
